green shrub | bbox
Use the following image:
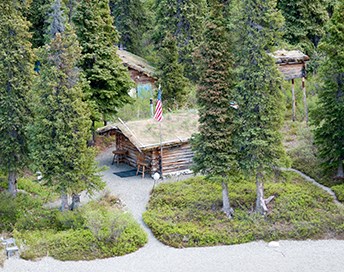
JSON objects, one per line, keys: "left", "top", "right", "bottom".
{"left": 15, "top": 208, "right": 58, "bottom": 231}
{"left": 15, "top": 197, "right": 148, "bottom": 261}
{"left": 143, "top": 173, "right": 344, "bottom": 248}
{"left": 16, "top": 229, "right": 98, "bottom": 261}
{"left": 17, "top": 177, "right": 58, "bottom": 202}
{"left": 55, "top": 210, "right": 85, "bottom": 231}
{"left": 332, "top": 184, "right": 344, "bottom": 202}
{"left": 0, "top": 192, "right": 44, "bottom": 232}
{"left": 0, "top": 193, "right": 18, "bottom": 231}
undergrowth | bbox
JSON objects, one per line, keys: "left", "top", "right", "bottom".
{"left": 0, "top": 189, "right": 147, "bottom": 261}
{"left": 14, "top": 194, "right": 147, "bottom": 261}
{"left": 283, "top": 121, "right": 343, "bottom": 201}
{"left": 143, "top": 173, "right": 344, "bottom": 248}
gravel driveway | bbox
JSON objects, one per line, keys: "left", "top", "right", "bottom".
{"left": 2, "top": 146, "right": 344, "bottom": 272}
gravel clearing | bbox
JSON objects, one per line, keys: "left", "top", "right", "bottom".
{"left": 2, "top": 146, "right": 344, "bottom": 272}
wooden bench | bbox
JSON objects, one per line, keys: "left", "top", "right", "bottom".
{"left": 1, "top": 238, "right": 19, "bottom": 258}
{"left": 112, "top": 149, "right": 128, "bottom": 165}
{"left": 136, "top": 154, "right": 150, "bottom": 178}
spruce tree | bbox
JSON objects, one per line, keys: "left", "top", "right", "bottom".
{"left": 27, "top": 0, "right": 52, "bottom": 48}
{"left": 0, "top": 1, "right": 34, "bottom": 196}
{"left": 109, "top": 0, "right": 149, "bottom": 56}
{"left": 153, "top": 0, "right": 207, "bottom": 80}
{"left": 312, "top": 0, "right": 344, "bottom": 179}
{"left": 29, "top": 1, "right": 104, "bottom": 210}
{"left": 235, "top": 0, "right": 286, "bottom": 214}
{"left": 277, "top": 0, "right": 329, "bottom": 52}
{"left": 157, "top": 33, "right": 189, "bottom": 110}
{"left": 73, "top": 0, "right": 133, "bottom": 137}
{"left": 192, "top": 0, "right": 236, "bottom": 218}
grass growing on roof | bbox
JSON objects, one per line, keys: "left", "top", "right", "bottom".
{"left": 143, "top": 173, "right": 344, "bottom": 248}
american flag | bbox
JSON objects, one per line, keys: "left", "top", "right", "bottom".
{"left": 154, "top": 87, "right": 163, "bottom": 122}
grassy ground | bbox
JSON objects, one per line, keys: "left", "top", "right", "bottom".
{"left": 0, "top": 244, "right": 5, "bottom": 267}
{"left": 0, "top": 175, "right": 147, "bottom": 261}
{"left": 15, "top": 193, "right": 147, "bottom": 261}
{"left": 143, "top": 173, "right": 344, "bottom": 248}
{"left": 282, "top": 120, "right": 344, "bottom": 202}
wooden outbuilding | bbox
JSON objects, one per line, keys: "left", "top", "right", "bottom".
{"left": 97, "top": 111, "right": 199, "bottom": 177}
{"left": 272, "top": 50, "right": 310, "bottom": 122}
{"left": 117, "top": 49, "right": 156, "bottom": 85}
{"left": 117, "top": 49, "right": 157, "bottom": 97}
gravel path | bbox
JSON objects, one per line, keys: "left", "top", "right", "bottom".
{"left": 2, "top": 146, "right": 344, "bottom": 272}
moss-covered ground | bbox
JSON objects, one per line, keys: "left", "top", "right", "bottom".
{"left": 0, "top": 176, "right": 147, "bottom": 261}
{"left": 143, "top": 172, "right": 344, "bottom": 248}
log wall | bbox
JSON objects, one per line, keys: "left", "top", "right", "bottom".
{"left": 278, "top": 63, "right": 305, "bottom": 80}
{"left": 128, "top": 68, "right": 156, "bottom": 85}
{"left": 161, "top": 143, "right": 194, "bottom": 174}
{"left": 115, "top": 132, "right": 152, "bottom": 171}
{"left": 115, "top": 132, "right": 194, "bottom": 176}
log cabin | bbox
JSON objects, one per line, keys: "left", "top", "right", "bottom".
{"left": 97, "top": 111, "right": 199, "bottom": 177}
{"left": 117, "top": 49, "right": 157, "bottom": 97}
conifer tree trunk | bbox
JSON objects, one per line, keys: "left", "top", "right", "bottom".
{"left": 8, "top": 171, "right": 17, "bottom": 196}
{"left": 292, "top": 79, "right": 296, "bottom": 121}
{"left": 91, "top": 120, "right": 96, "bottom": 145}
{"left": 337, "top": 159, "right": 344, "bottom": 178}
{"left": 60, "top": 193, "right": 69, "bottom": 211}
{"left": 222, "top": 181, "right": 233, "bottom": 219}
{"left": 255, "top": 173, "right": 267, "bottom": 215}
{"left": 70, "top": 193, "right": 80, "bottom": 210}
{"left": 302, "top": 77, "right": 308, "bottom": 123}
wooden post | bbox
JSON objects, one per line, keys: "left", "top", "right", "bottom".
{"left": 302, "top": 77, "right": 308, "bottom": 124}
{"left": 151, "top": 150, "right": 159, "bottom": 173}
{"left": 291, "top": 79, "right": 296, "bottom": 122}
{"left": 159, "top": 122, "right": 163, "bottom": 177}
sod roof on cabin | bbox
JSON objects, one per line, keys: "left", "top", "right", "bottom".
{"left": 272, "top": 50, "right": 310, "bottom": 64}
{"left": 116, "top": 49, "right": 156, "bottom": 78}
{"left": 99, "top": 111, "right": 199, "bottom": 150}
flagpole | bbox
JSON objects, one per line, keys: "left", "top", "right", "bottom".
{"left": 159, "top": 121, "right": 163, "bottom": 178}
{"left": 154, "top": 84, "right": 163, "bottom": 178}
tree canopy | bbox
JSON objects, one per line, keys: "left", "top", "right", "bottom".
{"left": 29, "top": 16, "right": 104, "bottom": 211}
{"left": 234, "top": 0, "right": 286, "bottom": 214}
{"left": 312, "top": 0, "right": 344, "bottom": 178}
{"left": 0, "top": 0, "right": 34, "bottom": 195}
{"left": 73, "top": 0, "right": 133, "bottom": 126}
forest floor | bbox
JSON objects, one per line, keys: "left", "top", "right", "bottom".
{"left": 2, "top": 146, "right": 344, "bottom": 272}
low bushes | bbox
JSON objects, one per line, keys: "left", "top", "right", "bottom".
{"left": 143, "top": 174, "right": 344, "bottom": 248}
{"left": 15, "top": 196, "right": 147, "bottom": 261}
{"left": 332, "top": 184, "right": 344, "bottom": 202}
{"left": 284, "top": 121, "right": 343, "bottom": 202}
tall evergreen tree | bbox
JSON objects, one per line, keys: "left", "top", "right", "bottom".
{"left": 27, "top": 0, "right": 52, "bottom": 48}
{"left": 29, "top": 0, "right": 104, "bottom": 210}
{"left": 153, "top": 0, "right": 207, "bottom": 80}
{"left": 235, "top": 0, "right": 286, "bottom": 214}
{"left": 73, "top": 0, "right": 133, "bottom": 137}
{"left": 192, "top": 0, "right": 236, "bottom": 218}
{"left": 277, "top": 0, "right": 329, "bottom": 53}
{"left": 157, "top": 33, "right": 189, "bottom": 110}
{"left": 46, "top": 0, "right": 65, "bottom": 40}
{"left": 0, "top": 1, "right": 34, "bottom": 196}
{"left": 109, "top": 0, "right": 149, "bottom": 56}
{"left": 312, "top": 0, "right": 344, "bottom": 179}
